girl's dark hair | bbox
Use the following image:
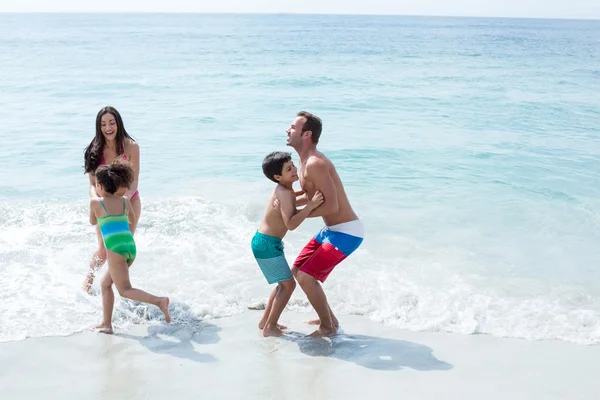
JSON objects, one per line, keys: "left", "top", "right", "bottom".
{"left": 94, "top": 157, "right": 134, "bottom": 194}
{"left": 84, "top": 106, "right": 134, "bottom": 174}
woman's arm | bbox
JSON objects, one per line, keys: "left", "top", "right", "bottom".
{"left": 125, "top": 141, "right": 140, "bottom": 198}
{"left": 88, "top": 173, "right": 99, "bottom": 198}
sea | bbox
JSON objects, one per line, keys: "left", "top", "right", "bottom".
{"left": 1, "top": 13, "right": 599, "bottom": 344}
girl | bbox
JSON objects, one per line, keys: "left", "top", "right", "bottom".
{"left": 83, "top": 106, "right": 141, "bottom": 293}
{"left": 90, "top": 158, "right": 170, "bottom": 333}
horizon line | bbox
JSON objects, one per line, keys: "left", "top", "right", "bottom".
{"left": 0, "top": 11, "right": 599, "bottom": 21}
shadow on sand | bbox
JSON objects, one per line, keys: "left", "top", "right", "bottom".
{"left": 283, "top": 330, "right": 453, "bottom": 371}
{"left": 115, "top": 302, "right": 221, "bottom": 363}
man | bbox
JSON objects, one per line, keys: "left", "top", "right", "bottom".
{"left": 286, "top": 111, "right": 364, "bottom": 337}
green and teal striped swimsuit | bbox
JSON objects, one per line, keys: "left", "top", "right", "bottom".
{"left": 98, "top": 198, "right": 136, "bottom": 263}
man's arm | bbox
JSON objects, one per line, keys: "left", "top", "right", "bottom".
{"left": 278, "top": 187, "right": 322, "bottom": 231}
{"left": 307, "top": 161, "right": 338, "bottom": 218}
{"left": 296, "top": 191, "right": 308, "bottom": 207}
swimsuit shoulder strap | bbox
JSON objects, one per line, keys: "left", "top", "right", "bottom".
{"left": 99, "top": 199, "right": 109, "bottom": 214}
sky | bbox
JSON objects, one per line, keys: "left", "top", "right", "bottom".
{"left": 1, "top": 0, "right": 599, "bottom": 20}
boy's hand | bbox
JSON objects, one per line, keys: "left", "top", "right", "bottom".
{"left": 307, "top": 190, "right": 324, "bottom": 210}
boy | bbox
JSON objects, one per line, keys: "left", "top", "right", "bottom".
{"left": 251, "top": 151, "right": 323, "bottom": 337}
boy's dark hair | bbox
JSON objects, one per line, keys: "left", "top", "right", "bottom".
{"left": 262, "top": 151, "right": 292, "bottom": 183}
{"left": 297, "top": 111, "right": 323, "bottom": 144}
{"left": 94, "top": 157, "right": 134, "bottom": 194}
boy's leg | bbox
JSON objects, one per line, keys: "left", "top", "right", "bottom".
{"left": 263, "top": 278, "right": 296, "bottom": 337}
{"left": 259, "top": 285, "right": 282, "bottom": 330}
{"left": 95, "top": 270, "right": 115, "bottom": 333}
{"left": 106, "top": 251, "right": 171, "bottom": 323}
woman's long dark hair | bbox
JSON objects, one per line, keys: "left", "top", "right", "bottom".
{"left": 84, "top": 106, "right": 134, "bottom": 174}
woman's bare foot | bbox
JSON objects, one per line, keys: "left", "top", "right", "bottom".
{"left": 307, "top": 326, "right": 337, "bottom": 338}
{"left": 262, "top": 325, "right": 284, "bottom": 337}
{"left": 94, "top": 323, "right": 113, "bottom": 334}
{"left": 159, "top": 297, "right": 171, "bottom": 323}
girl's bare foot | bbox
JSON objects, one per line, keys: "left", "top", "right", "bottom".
{"left": 82, "top": 274, "right": 95, "bottom": 295}
{"left": 159, "top": 297, "right": 171, "bottom": 323}
{"left": 94, "top": 323, "right": 113, "bottom": 334}
{"left": 262, "top": 325, "right": 284, "bottom": 337}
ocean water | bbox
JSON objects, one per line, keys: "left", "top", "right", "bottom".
{"left": 1, "top": 13, "right": 600, "bottom": 344}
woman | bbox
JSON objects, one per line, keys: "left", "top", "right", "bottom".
{"left": 83, "top": 106, "right": 141, "bottom": 293}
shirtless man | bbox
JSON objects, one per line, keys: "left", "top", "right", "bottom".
{"left": 286, "top": 111, "right": 364, "bottom": 337}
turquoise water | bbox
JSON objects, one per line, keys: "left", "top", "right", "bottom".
{"left": 1, "top": 14, "right": 599, "bottom": 344}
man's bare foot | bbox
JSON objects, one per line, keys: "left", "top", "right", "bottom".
{"left": 262, "top": 325, "right": 284, "bottom": 337}
{"left": 307, "top": 326, "right": 337, "bottom": 338}
{"left": 259, "top": 321, "right": 287, "bottom": 330}
{"left": 159, "top": 297, "right": 171, "bottom": 323}
{"left": 94, "top": 323, "right": 113, "bottom": 334}
{"left": 306, "top": 318, "right": 339, "bottom": 328}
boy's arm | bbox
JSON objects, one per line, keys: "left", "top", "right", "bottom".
{"left": 89, "top": 199, "right": 98, "bottom": 225}
{"left": 307, "top": 161, "right": 338, "bottom": 218}
{"left": 278, "top": 188, "right": 321, "bottom": 231}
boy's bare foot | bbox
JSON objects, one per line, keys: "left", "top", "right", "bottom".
{"left": 159, "top": 297, "right": 171, "bottom": 323}
{"left": 262, "top": 325, "right": 284, "bottom": 337}
{"left": 94, "top": 323, "right": 113, "bottom": 334}
{"left": 306, "top": 318, "right": 339, "bottom": 328}
{"left": 259, "top": 321, "right": 287, "bottom": 330}
{"left": 307, "top": 326, "right": 337, "bottom": 338}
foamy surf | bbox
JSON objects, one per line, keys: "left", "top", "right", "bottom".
{"left": 1, "top": 198, "right": 599, "bottom": 345}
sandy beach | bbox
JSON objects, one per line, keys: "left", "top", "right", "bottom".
{"left": 1, "top": 311, "right": 598, "bottom": 399}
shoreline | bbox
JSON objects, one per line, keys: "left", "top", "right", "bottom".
{"left": 1, "top": 311, "right": 598, "bottom": 399}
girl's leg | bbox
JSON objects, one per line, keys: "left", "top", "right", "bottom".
{"left": 95, "top": 270, "right": 115, "bottom": 333}
{"left": 83, "top": 225, "right": 107, "bottom": 294}
{"left": 106, "top": 251, "right": 170, "bottom": 323}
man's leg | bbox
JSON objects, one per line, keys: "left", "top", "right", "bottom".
{"left": 296, "top": 271, "right": 336, "bottom": 337}
{"left": 306, "top": 305, "right": 339, "bottom": 328}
